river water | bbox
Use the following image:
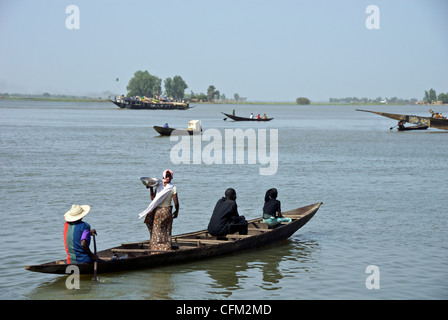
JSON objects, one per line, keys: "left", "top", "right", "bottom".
{"left": 0, "top": 100, "right": 447, "bottom": 300}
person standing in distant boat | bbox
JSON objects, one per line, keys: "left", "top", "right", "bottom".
{"left": 249, "top": 113, "right": 254, "bottom": 119}
{"left": 139, "top": 169, "right": 179, "bottom": 253}
{"left": 262, "top": 188, "right": 291, "bottom": 228}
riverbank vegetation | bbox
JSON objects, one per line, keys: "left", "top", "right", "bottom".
{"left": 330, "top": 88, "right": 448, "bottom": 105}
{"left": 126, "top": 70, "right": 188, "bottom": 100}
{"left": 0, "top": 92, "right": 108, "bottom": 102}
{"left": 330, "top": 96, "right": 418, "bottom": 104}
{"left": 126, "top": 70, "right": 248, "bottom": 103}
{"left": 2, "top": 84, "right": 446, "bottom": 106}
{"left": 423, "top": 88, "right": 448, "bottom": 104}
{"left": 296, "top": 97, "right": 311, "bottom": 105}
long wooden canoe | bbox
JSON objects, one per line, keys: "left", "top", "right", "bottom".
{"left": 24, "top": 202, "right": 322, "bottom": 275}
{"left": 397, "top": 125, "right": 428, "bottom": 131}
{"left": 153, "top": 126, "right": 176, "bottom": 135}
{"left": 154, "top": 120, "right": 202, "bottom": 136}
{"left": 222, "top": 112, "right": 273, "bottom": 121}
{"left": 356, "top": 109, "right": 448, "bottom": 130}
{"left": 153, "top": 126, "right": 199, "bottom": 136}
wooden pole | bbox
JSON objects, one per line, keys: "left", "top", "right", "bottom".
{"left": 93, "top": 234, "right": 97, "bottom": 282}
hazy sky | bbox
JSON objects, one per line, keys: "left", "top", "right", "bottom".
{"left": 1, "top": 0, "right": 447, "bottom": 101}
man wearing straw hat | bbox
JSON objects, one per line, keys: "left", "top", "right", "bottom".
{"left": 63, "top": 204, "right": 98, "bottom": 264}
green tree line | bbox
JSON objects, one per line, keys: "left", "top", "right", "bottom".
{"left": 185, "top": 85, "right": 246, "bottom": 103}
{"left": 126, "top": 72, "right": 246, "bottom": 103}
{"left": 296, "top": 97, "right": 310, "bottom": 105}
{"left": 424, "top": 88, "right": 448, "bottom": 104}
{"left": 329, "top": 96, "right": 418, "bottom": 104}
{"left": 126, "top": 70, "right": 188, "bottom": 100}
{"left": 330, "top": 89, "right": 448, "bottom": 105}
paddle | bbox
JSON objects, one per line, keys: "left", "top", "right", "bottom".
{"left": 92, "top": 234, "right": 97, "bottom": 282}
{"left": 390, "top": 125, "right": 397, "bottom": 130}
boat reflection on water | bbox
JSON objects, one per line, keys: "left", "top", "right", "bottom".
{"left": 203, "top": 237, "right": 320, "bottom": 296}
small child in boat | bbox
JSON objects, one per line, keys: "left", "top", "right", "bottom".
{"left": 262, "top": 188, "right": 292, "bottom": 227}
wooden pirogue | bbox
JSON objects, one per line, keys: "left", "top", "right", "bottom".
{"left": 356, "top": 109, "right": 448, "bottom": 130}
{"left": 222, "top": 112, "right": 274, "bottom": 121}
{"left": 153, "top": 120, "right": 202, "bottom": 136}
{"left": 24, "top": 202, "right": 322, "bottom": 275}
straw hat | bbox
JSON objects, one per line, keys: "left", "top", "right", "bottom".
{"left": 64, "top": 204, "right": 91, "bottom": 222}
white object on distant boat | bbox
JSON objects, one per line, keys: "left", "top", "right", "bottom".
{"left": 187, "top": 120, "right": 202, "bottom": 132}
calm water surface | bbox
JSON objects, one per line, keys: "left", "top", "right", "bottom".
{"left": 0, "top": 100, "right": 447, "bottom": 300}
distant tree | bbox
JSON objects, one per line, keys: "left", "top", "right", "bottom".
{"left": 186, "top": 90, "right": 195, "bottom": 99}
{"left": 234, "top": 93, "right": 240, "bottom": 101}
{"left": 42, "top": 92, "right": 51, "bottom": 97}
{"left": 126, "top": 70, "right": 162, "bottom": 97}
{"left": 429, "top": 88, "right": 437, "bottom": 102}
{"left": 207, "top": 85, "right": 217, "bottom": 102}
{"left": 296, "top": 97, "right": 310, "bottom": 105}
{"left": 389, "top": 97, "right": 398, "bottom": 103}
{"left": 188, "top": 90, "right": 207, "bottom": 101}
{"left": 424, "top": 90, "right": 430, "bottom": 103}
{"left": 424, "top": 88, "right": 437, "bottom": 103}
{"left": 196, "top": 93, "right": 208, "bottom": 101}
{"left": 164, "top": 77, "right": 173, "bottom": 97}
{"left": 438, "top": 92, "right": 448, "bottom": 103}
{"left": 171, "top": 76, "right": 188, "bottom": 100}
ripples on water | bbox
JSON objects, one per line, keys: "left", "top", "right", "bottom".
{"left": 1, "top": 100, "right": 447, "bottom": 299}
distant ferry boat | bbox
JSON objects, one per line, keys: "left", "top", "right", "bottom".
{"left": 110, "top": 96, "right": 190, "bottom": 110}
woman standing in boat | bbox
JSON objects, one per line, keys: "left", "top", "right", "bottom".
{"left": 139, "top": 169, "right": 179, "bottom": 253}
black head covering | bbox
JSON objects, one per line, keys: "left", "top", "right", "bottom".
{"left": 264, "top": 188, "right": 278, "bottom": 202}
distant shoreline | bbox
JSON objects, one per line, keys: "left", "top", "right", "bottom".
{"left": 0, "top": 96, "right": 109, "bottom": 103}
{"left": 1, "top": 96, "right": 446, "bottom": 106}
